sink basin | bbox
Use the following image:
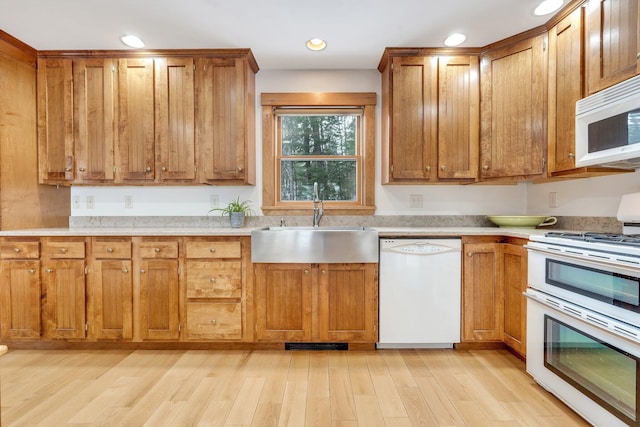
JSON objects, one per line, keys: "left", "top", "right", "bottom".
{"left": 251, "top": 226, "right": 379, "bottom": 263}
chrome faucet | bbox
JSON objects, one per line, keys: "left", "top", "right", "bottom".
{"left": 312, "top": 182, "right": 324, "bottom": 228}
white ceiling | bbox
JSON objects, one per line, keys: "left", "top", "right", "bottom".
{"left": 0, "top": 0, "right": 561, "bottom": 70}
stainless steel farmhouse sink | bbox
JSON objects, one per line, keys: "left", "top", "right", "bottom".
{"left": 251, "top": 226, "right": 379, "bottom": 263}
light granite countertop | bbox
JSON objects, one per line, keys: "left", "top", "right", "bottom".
{"left": 0, "top": 226, "right": 551, "bottom": 240}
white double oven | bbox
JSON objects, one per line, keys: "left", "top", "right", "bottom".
{"left": 526, "top": 232, "right": 640, "bottom": 427}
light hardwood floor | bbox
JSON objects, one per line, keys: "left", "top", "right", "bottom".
{"left": 0, "top": 348, "right": 589, "bottom": 426}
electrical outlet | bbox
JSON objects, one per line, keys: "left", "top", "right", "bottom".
{"left": 72, "top": 196, "right": 80, "bottom": 209}
{"left": 86, "top": 196, "right": 95, "bottom": 209}
{"left": 409, "top": 194, "right": 423, "bottom": 208}
{"left": 124, "top": 195, "right": 133, "bottom": 209}
{"left": 210, "top": 195, "right": 219, "bottom": 209}
{"left": 549, "top": 191, "right": 558, "bottom": 208}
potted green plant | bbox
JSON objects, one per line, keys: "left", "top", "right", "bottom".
{"left": 209, "top": 197, "right": 254, "bottom": 228}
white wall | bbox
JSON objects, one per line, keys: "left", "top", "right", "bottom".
{"left": 72, "top": 69, "right": 617, "bottom": 218}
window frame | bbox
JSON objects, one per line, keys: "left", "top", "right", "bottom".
{"left": 261, "top": 92, "right": 376, "bottom": 216}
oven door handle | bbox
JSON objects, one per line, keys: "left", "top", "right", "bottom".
{"left": 525, "top": 245, "right": 640, "bottom": 270}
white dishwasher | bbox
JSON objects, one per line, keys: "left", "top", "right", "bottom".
{"left": 378, "top": 238, "right": 462, "bottom": 348}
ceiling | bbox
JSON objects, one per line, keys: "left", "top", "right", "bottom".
{"left": 0, "top": 0, "right": 562, "bottom": 70}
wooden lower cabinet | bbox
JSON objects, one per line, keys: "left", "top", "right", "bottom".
{"left": 254, "top": 263, "right": 378, "bottom": 344}
{"left": 462, "top": 238, "right": 503, "bottom": 342}
{"left": 42, "top": 259, "right": 86, "bottom": 339}
{"left": 0, "top": 239, "right": 42, "bottom": 340}
{"left": 502, "top": 241, "right": 528, "bottom": 357}
{"left": 91, "top": 259, "right": 133, "bottom": 340}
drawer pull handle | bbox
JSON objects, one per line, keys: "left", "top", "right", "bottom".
{"left": 210, "top": 248, "right": 216, "bottom": 253}
{"left": 46, "top": 268, "right": 53, "bottom": 273}
{"left": 122, "top": 268, "right": 129, "bottom": 273}
{"left": 60, "top": 248, "right": 67, "bottom": 253}
{"left": 140, "top": 269, "right": 145, "bottom": 273}
{"left": 13, "top": 248, "right": 20, "bottom": 253}
{"left": 210, "top": 320, "right": 217, "bottom": 325}
{"left": 210, "top": 277, "right": 216, "bottom": 282}
{"left": 154, "top": 248, "right": 161, "bottom": 253}
{"left": 29, "top": 269, "right": 36, "bottom": 274}
{"left": 106, "top": 248, "right": 114, "bottom": 253}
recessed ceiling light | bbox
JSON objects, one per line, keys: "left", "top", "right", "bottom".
{"left": 444, "top": 33, "right": 466, "bottom": 47}
{"left": 306, "top": 38, "right": 327, "bottom": 51}
{"left": 121, "top": 34, "right": 145, "bottom": 48}
{"left": 534, "top": 0, "right": 563, "bottom": 16}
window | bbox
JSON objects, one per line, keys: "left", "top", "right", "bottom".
{"left": 261, "top": 93, "right": 376, "bottom": 215}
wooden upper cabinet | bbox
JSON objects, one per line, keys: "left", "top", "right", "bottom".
{"left": 73, "top": 58, "right": 117, "bottom": 183}
{"left": 585, "top": 0, "right": 640, "bottom": 94}
{"left": 480, "top": 34, "right": 546, "bottom": 180}
{"left": 155, "top": 57, "right": 196, "bottom": 182}
{"left": 37, "top": 58, "right": 74, "bottom": 184}
{"left": 380, "top": 53, "right": 479, "bottom": 183}
{"left": 548, "top": 9, "right": 584, "bottom": 174}
{"left": 438, "top": 56, "right": 480, "bottom": 180}
{"left": 118, "top": 58, "right": 156, "bottom": 183}
{"left": 196, "top": 57, "right": 256, "bottom": 185}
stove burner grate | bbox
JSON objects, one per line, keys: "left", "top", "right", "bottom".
{"left": 544, "top": 231, "right": 640, "bottom": 247}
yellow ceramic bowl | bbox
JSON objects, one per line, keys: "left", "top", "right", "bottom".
{"left": 486, "top": 215, "right": 557, "bottom": 228}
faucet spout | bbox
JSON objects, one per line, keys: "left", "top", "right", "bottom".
{"left": 312, "top": 182, "right": 324, "bottom": 227}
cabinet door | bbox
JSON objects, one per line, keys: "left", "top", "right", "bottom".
{"left": 254, "top": 263, "right": 312, "bottom": 341}
{"left": 438, "top": 56, "right": 480, "bottom": 180}
{"left": 389, "top": 56, "right": 438, "bottom": 181}
{"left": 480, "top": 35, "right": 546, "bottom": 179}
{"left": 317, "top": 263, "right": 378, "bottom": 342}
{"left": 155, "top": 57, "right": 196, "bottom": 182}
{"left": 37, "top": 58, "right": 74, "bottom": 184}
{"left": 502, "top": 243, "right": 528, "bottom": 357}
{"left": 139, "top": 259, "right": 180, "bottom": 340}
{"left": 118, "top": 58, "right": 155, "bottom": 182}
{"left": 548, "top": 9, "right": 584, "bottom": 174}
{"left": 92, "top": 259, "right": 132, "bottom": 340}
{"left": 42, "top": 259, "right": 86, "bottom": 339}
{"left": 196, "top": 57, "right": 254, "bottom": 184}
{"left": 0, "top": 260, "right": 41, "bottom": 339}
{"left": 585, "top": 0, "right": 640, "bottom": 94}
{"left": 462, "top": 242, "right": 503, "bottom": 342}
{"left": 73, "top": 58, "right": 117, "bottom": 183}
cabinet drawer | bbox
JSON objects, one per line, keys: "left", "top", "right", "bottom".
{"left": 186, "top": 260, "right": 242, "bottom": 298}
{"left": 185, "top": 241, "right": 241, "bottom": 259}
{"left": 42, "top": 241, "right": 85, "bottom": 259}
{"left": 92, "top": 240, "right": 132, "bottom": 259}
{"left": 1, "top": 242, "right": 39, "bottom": 259}
{"left": 186, "top": 302, "right": 242, "bottom": 340}
{"left": 138, "top": 241, "right": 178, "bottom": 259}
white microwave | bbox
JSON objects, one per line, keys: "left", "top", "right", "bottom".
{"left": 576, "top": 74, "right": 640, "bottom": 169}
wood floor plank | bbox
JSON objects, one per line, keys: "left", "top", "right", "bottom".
{"left": 0, "top": 348, "right": 593, "bottom": 427}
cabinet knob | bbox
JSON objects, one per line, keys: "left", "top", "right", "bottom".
{"left": 64, "top": 167, "right": 72, "bottom": 172}
{"left": 426, "top": 165, "right": 431, "bottom": 172}
{"left": 122, "top": 268, "right": 129, "bottom": 273}
{"left": 210, "top": 277, "right": 216, "bottom": 283}
{"left": 29, "top": 269, "right": 36, "bottom": 274}
{"left": 568, "top": 153, "right": 575, "bottom": 159}
{"left": 60, "top": 248, "right": 67, "bottom": 253}
{"left": 145, "top": 166, "right": 152, "bottom": 172}
{"left": 483, "top": 165, "right": 489, "bottom": 171}
{"left": 46, "top": 268, "right": 53, "bottom": 273}
{"left": 210, "top": 247, "right": 216, "bottom": 253}
{"left": 106, "top": 247, "right": 114, "bottom": 253}
{"left": 13, "top": 247, "right": 20, "bottom": 253}
{"left": 237, "top": 167, "right": 243, "bottom": 172}
{"left": 154, "top": 248, "right": 160, "bottom": 253}
{"left": 140, "top": 269, "right": 145, "bottom": 273}
{"left": 79, "top": 167, "right": 86, "bottom": 172}
{"left": 161, "top": 166, "right": 167, "bottom": 172}
{"left": 637, "top": 52, "right": 640, "bottom": 59}
{"left": 322, "top": 270, "right": 326, "bottom": 275}
{"left": 467, "top": 252, "right": 473, "bottom": 257}
{"left": 210, "top": 319, "right": 217, "bottom": 325}
{"left": 440, "top": 165, "right": 446, "bottom": 171}
{"left": 304, "top": 269, "right": 309, "bottom": 274}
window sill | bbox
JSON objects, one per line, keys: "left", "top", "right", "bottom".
{"left": 261, "top": 206, "right": 375, "bottom": 216}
